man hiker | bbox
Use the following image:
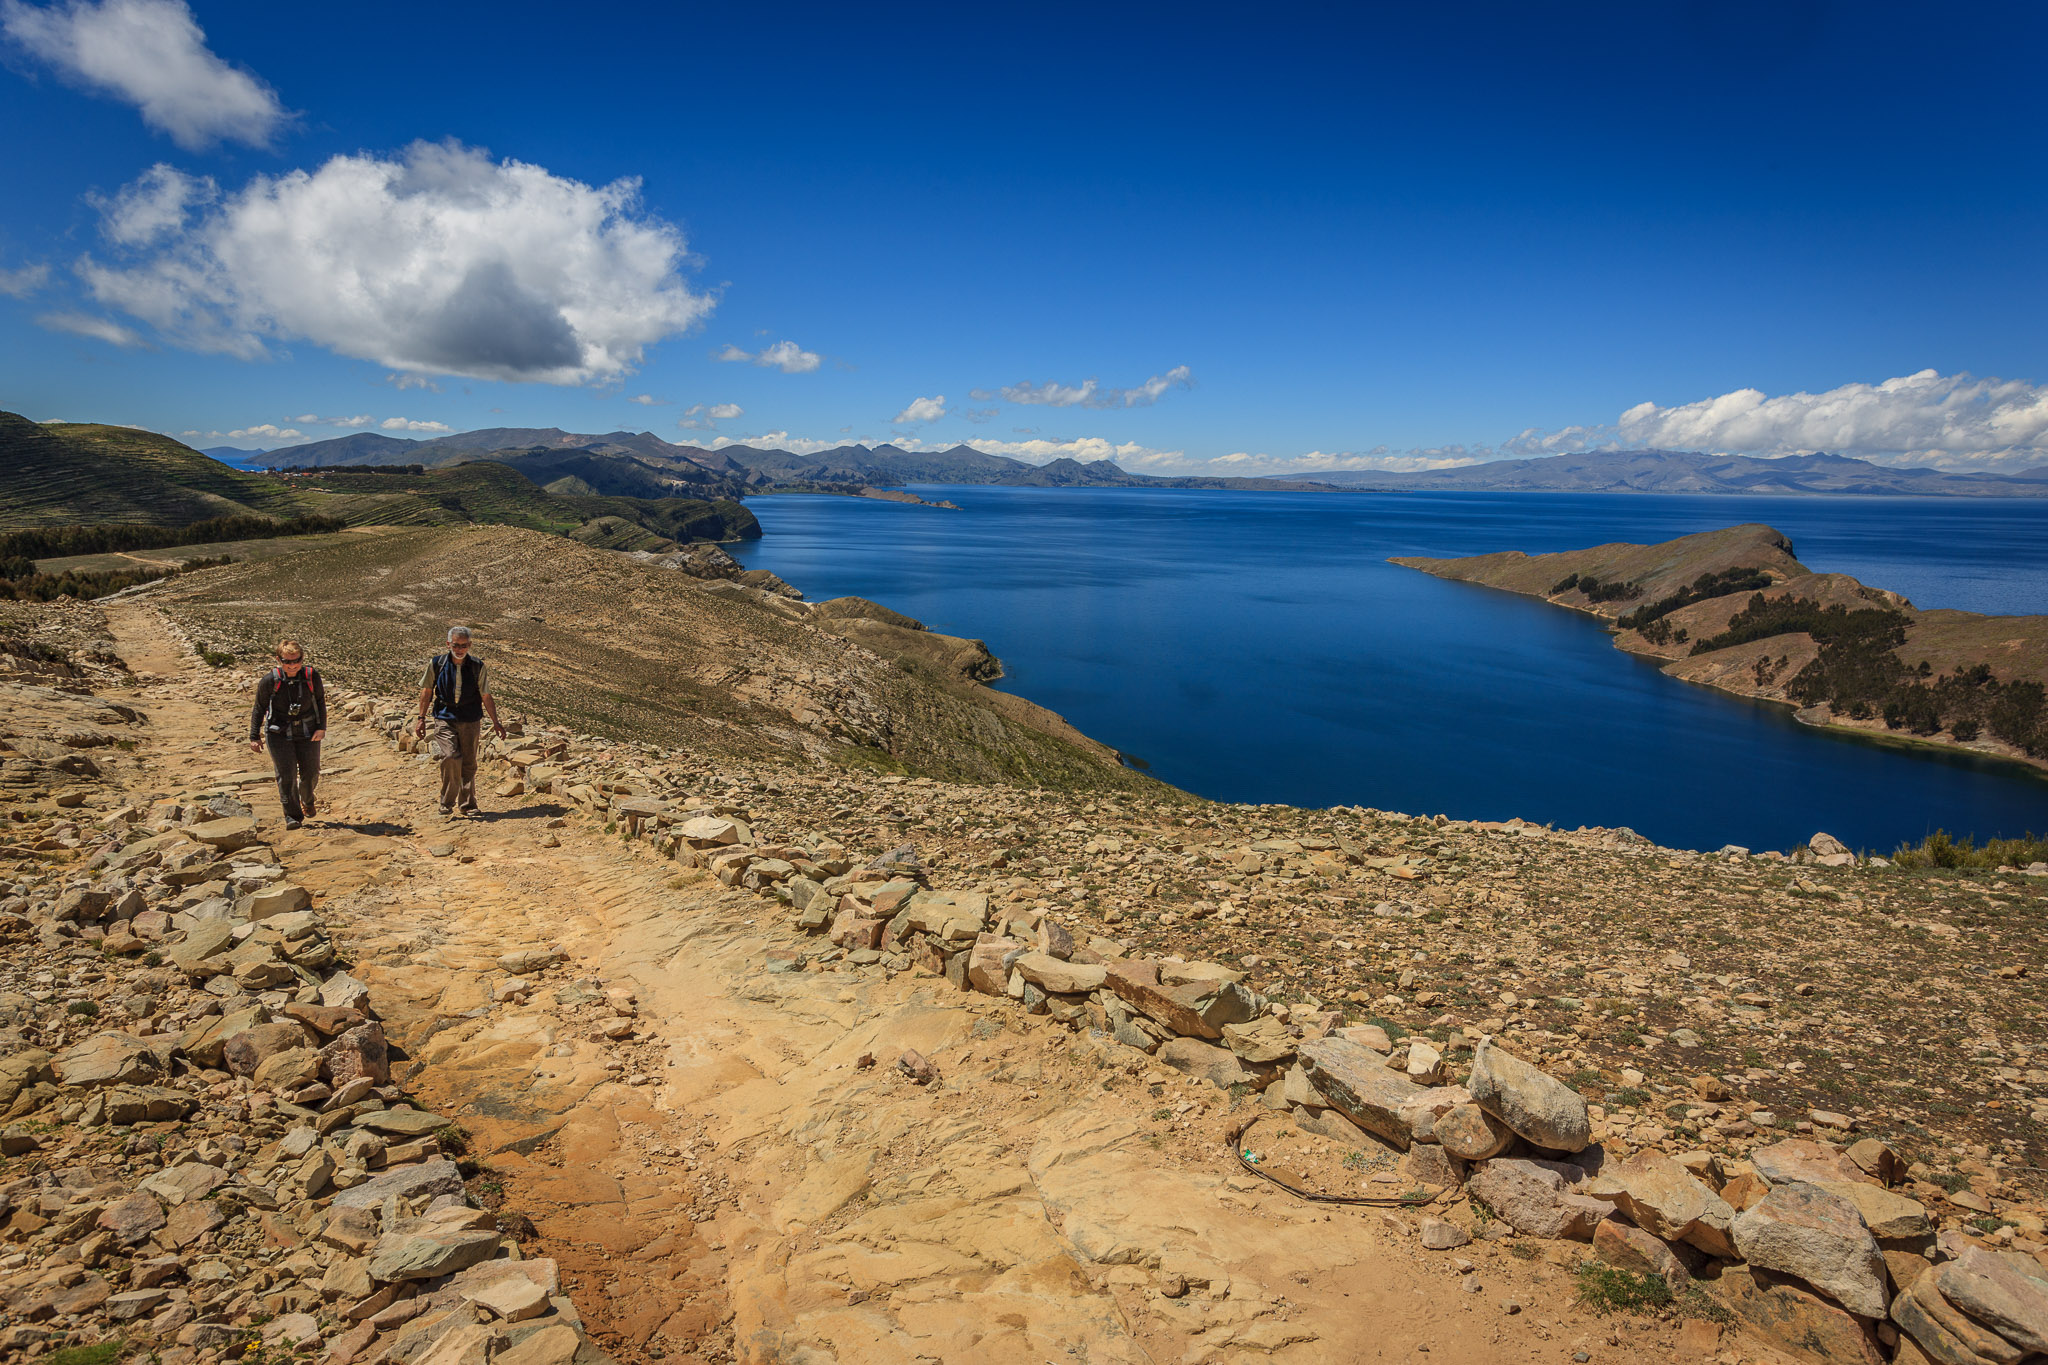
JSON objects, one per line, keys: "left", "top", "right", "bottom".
{"left": 415, "top": 625, "right": 504, "bottom": 818}
{"left": 248, "top": 638, "right": 326, "bottom": 830}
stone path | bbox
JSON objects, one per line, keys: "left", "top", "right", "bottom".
{"left": 97, "top": 603, "right": 1715, "bottom": 1365}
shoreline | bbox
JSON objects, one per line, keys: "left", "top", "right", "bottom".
{"left": 1393, "top": 525, "right": 2048, "bottom": 782}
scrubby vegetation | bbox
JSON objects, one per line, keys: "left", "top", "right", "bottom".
{"left": 1617, "top": 566, "right": 1777, "bottom": 634}
{"left": 1550, "top": 572, "right": 1643, "bottom": 603}
{"left": 0, "top": 555, "right": 235, "bottom": 602}
{"left": 1892, "top": 830, "right": 2048, "bottom": 869}
{"left": 0, "top": 513, "right": 344, "bottom": 562}
{"left": 1688, "top": 594, "right": 2048, "bottom": 755}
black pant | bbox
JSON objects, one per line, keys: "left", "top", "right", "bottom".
{"left": 265, "top": 735, "right": 321, "bottom": 821}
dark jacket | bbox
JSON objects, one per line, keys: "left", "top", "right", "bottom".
{"left": 250, "top": 666, "right": 326, "bottom": 741}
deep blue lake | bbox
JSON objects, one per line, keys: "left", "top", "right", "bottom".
{"left": 730, "top": 488, "right": 2048, "bottom": 853}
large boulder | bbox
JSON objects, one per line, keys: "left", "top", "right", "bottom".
{"left": 1103, "top": 959, "right": 1261, "bottom": 1040}
{"left": 1891, "top": 1271, "right": 2026, "bottom": 1365}
{"left": 1933, "top": 1246, "right": 2048, "bottom": 1355}
{"left": 1731, "top": 1183, "right": 1888, "bottom": 1319}
{"left": 1466, "top": 1157, "right": 1609, "bottom": 1240}
{"left": 1709, "top": 1264, "right": 1885, "bottom": 1365}
{"left": 187, "top": 817, "right": 259, "bottom": 852}
{"left": 1582, "top": 1152, "right": 1738, "bottom": 1259}
{"left": 221, "top": 1021, "right": 316, "bottom": 1079}
{"left": 1751, "top": 1138, "right": 1869, "bottom": 1187}
{"left": 1435, "top": 1102, "right": 1514, "bottom": 1161}
{"left": 1296, "top": 1036, "right": 1419, "bottom": 1149}
{"left": 330, "top": 1158, "right": 466, "bottom": 1210}
{"left": 1467, "top": 1036, "right": 1591, "bottom": 1153}
{"left": 1011, "top": 952, "right": 1105, "bottom": 995}
{"left": 52, "top": 1032, "right": 161, "bottom": 1089}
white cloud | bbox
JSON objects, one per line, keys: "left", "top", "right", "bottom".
{"left": 1504, "top": 369, "right": 2048, "bottom": 472}
{"left": 76, "top": 140, "right": 712, "bottom": 384}
{"left": 226, "top": 422, "right": 301, "bottom": 440}
{"left": 2, "top": 0, "right": 287, "bottom": 149}
{"left": 982, "top": 364, "right": 1194, "bottom": 410}
{"left": 893, "top": 394, "right": 945, "bottom": 424}
{"left": 386, "top": 372, "right": 441, "bottom": 392}
{"left": 35, "top": 309, "right": 144, "bottom": 347}
{"left": 715, "top": 338, "right": 821, "bottom": 373}
{"left": 627, "top": 393, "right": 665, "bottom": 405}
{"left": 677, "top": 401, "right": 743, "bottom": 431}
{"left": 381, "top": 417, "right": 450, "bottom": 432}
{"left": 88, "top": 163, "right": 213, "bottom": 246}
{"left": 289, "top": 413, "right": 374, "bottom": 428}
{"left": 0, "top": 262, "right": 51, "bottom": 297}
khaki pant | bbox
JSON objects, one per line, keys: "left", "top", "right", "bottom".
{"left": 428, "top": 718, "right": 482, "bottom": 811}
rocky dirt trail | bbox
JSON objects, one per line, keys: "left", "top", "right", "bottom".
{"left": 83, "top": 604, "right": 1703, "bottom": 1365}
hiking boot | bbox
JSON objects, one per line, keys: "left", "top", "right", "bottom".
{"left": 303, "top": 796, "right": 317, "bottom": 817}
{"left": 437, "top": 806, "right": 454, "bottom": 818}
{"left": 285, "top": 818, "right": 303, "bottom": 830}
{"left": 460, "top": 805, "right": 481, "bottom": 817}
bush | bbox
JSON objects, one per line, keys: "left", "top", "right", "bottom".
{"left": 200, "top": 649, "right": 236, "bottom": 668}
{"left": 1575, "top": 1263, "right": 1673, "bottom": 1315}
{"left": 1892, "top": 830, "right": 2048, "bottom": 870}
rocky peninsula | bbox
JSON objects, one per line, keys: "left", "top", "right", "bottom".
{"left": 1394, "top": 524, "right": 2048, "bottom": 775}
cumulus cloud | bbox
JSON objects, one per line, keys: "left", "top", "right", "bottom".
{"left": 2, "top": 0, "right": 287, "bottom": 149}
{"left": 226, "top": 422, "right": 301, "bottom": 440}
{"left": 893, "top": 394, "right": 945, "bottom": 424}
{"left": 1506, "top": 370, "right": 2048, "bottom": 473}
{"left": 980, "top": 364, "right": 1194, "bottom": 410}
{"left": 700, "top": 430, "right": 1182, "bottom": 466}
{"left": 35, "top": 309, "right": 144, "bottom": 346}
{"left": 75, "top": 140, "right": 712, "bottom": 384}
{"left": 380, "top": 417, "right": 449, "bottom": 432}
{"left": 676, "top": 401, "right": 743, "bottom": 431}
{"left": 0, "top": 262, "right": 51, "bottom": 297}
{"left": 386, "top": 372, "right": 441, "bottom": 392}
{"left": 626, "top": 393, "right": 665, "bottom": 405}
{"left": 88, "top": 163, "right": 213, "bottom": 246}
{"left": 715, "top": 338, "right": 821, "bottom": 373}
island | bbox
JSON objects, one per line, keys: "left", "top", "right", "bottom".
{"left": 1393, "top": 523, "right": 2048, "bottom": 773}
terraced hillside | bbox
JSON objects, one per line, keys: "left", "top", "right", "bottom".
{"left": 0, "top": 413, "right": 758, "bottom": 547}
{"left": 0, "top": 411, "right": 310, "bottom": 527}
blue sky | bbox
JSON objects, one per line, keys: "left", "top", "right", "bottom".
{"left": 3, "top": 0, "right": 2047, "bottom": 473}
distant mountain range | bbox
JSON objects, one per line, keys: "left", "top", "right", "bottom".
{"left": 1312, "top": 448, "right": 2048, "bottom": 497}
{"left": 257, "top": 429, "right": 2048, "bottom": 498}
{"left": 263, "top": 429, "right": 1336, "bottom": 491}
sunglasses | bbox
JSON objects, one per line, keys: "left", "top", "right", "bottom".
{"left": 279, "top": 657, "right": 304, "bottom": 665}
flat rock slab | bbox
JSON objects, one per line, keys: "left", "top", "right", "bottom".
{"left": 355, "top": 1108, "right": 449, "bottom": 1137}
{"left": 330, "top": 1158, "right": 466, "bottom": 1210}
{"left": 366, "top": 1226, "right": 502, "bottom": 1283}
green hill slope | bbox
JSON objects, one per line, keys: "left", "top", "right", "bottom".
{"left": 0, "top": 413, "right": 758, "bottom": 546}
{"left": 0, "top": 412, "right": 310, "bottom": 528}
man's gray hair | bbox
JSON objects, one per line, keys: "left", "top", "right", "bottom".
{"left": 446, "top": 625, "right": 472, "bottom": 643}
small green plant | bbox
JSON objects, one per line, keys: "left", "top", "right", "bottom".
{"left": 46, "top": 1342, "right": 124, "bottom": 1365}
{"left": 66, "top": 1000, "right": 99, "bottom": 1017}
{"left": 201, "top": 648, "right": 236, "bottom": 668}
{"left": 1341, "top": 1150, "right": 1370, "bottom": 1172}
{"left": 1609, "top": 1087, "right": 1647, "bottom": 1108}
{"left": 434, "top": 1125, "right": 471, "bottom": 1156}
{"left": 1576, "top": 1263, "right": 1673, "bottom": 1315}
{"left": 1151, "top": 1108, "right": 1172, "bottom": 1121}
{"left": 1507, "top": 1242, "right": 1539, "bottom": 1260}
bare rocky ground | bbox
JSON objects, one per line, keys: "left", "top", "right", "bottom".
{"left": 0, "top": 590, "right": 2045, "bottom": 1365}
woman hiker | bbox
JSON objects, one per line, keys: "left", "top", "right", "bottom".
{"left": 248, "top": 638, "right": 327, "bottom": 831}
